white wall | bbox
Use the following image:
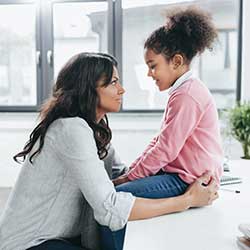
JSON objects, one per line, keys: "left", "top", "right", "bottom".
{"left": 0, "top": 114, "right": 36, "bottom": 187}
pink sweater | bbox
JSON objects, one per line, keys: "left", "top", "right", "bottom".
{"left": 127, "top": 77, "right": 223, "bottom": 184}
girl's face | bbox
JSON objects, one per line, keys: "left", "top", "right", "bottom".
{"left": 96, "top": 67, "right": 125, "bottom": 121}
{"left": 144, "top": 48, "right": 179, "bottom": 91}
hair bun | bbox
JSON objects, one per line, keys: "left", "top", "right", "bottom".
{"left": 165, "top": 6, "right": 218, "bottom": 54}
{"left": 144, "top": 6, "right": 218, "bottom": 63}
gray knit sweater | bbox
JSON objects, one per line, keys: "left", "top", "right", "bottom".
{"left": 0, "top": 118, "right": 135, "bottom": 250}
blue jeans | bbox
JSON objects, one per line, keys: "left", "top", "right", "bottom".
{"left": 27, "top": 236, "right": 83, "bottom": 250}
{"left": 100, "top": 172, "right": 189, "bottom": 250}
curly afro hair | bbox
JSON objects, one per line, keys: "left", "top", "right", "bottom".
{"left": 144, "top": 6, "right": 218, "bottom": 64}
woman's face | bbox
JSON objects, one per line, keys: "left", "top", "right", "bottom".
{"left": 144, "top": 48, "right": 179, "bottom": 91}
{"left": 96, "top": 67, "right": 125, "bottom": 121}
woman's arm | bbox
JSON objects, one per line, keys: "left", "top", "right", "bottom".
{"left": 129, "top": 172, "right": 218, "bottom": 220}
{"left": 54, "top": 119, "right": 135, "bottom": 231}
{"left": 56, "top": 119, "right": 218, "bottom": 231}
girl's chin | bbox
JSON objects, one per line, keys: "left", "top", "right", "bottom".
{"left": 158, "top": 86, "right": 167, "bottom": 91}
{"left": 158, "top": 85, "right": 171, "bottom": 91}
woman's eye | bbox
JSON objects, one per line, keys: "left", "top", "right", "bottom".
{"left": 150, "top": 65, "right": 156, "bottom": 70}
{"left": 110, "top": 80, "right": 118, "bottom": 85}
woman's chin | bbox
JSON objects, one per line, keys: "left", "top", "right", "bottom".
{"left": 116, "top": 103, "right": 122, "bottom": 112}
{"left": 114, "top": 107, "right": 121, "bottom": 113}
{"left": 109, "top": 106, "right": 121, "bottom": 113}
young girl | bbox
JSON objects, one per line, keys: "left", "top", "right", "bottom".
{"left": 105, "top": 6, "right": 223, "bottom": 250}
{"left": 0, "top": 52, "right": 218, "bottom": 250}
{"left": 114, "top": 6, "right": 223, "bottom": 190}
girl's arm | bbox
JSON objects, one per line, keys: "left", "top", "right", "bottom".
{"left": 127, "top": 94, "right": 202, "bottom": 181}
{"left": 129, "top": 172, "right": 218, "bottom": 220}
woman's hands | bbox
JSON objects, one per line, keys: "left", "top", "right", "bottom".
{"left": 184, "top": 172, "right": 219, "bottom": 208}
{"left": 112, "top": 174, "right": 129, "bottom": 186}
{"left": 113, "top": 172, "right": 219, "bottom": 209}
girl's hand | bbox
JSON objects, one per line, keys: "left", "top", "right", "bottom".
{"left": 184, "top": 172, "right": 219, "bottom": 208}
{"left": 112, "top": 174, "right": 129, "bottom": 186}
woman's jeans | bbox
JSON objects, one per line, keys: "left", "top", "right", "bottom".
{"left": 100, "top": 172, "right": 189, "bottom": 250}
{"left": 27, "top": 236, "right": 83, "bottom": 250}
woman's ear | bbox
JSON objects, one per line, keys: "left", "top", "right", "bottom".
{"left": 172, "top": 54, "right": 184, "bottom": 69}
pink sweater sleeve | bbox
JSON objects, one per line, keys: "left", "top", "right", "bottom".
{"left": 127, "top": 94, "right": 202, "bottom": 180}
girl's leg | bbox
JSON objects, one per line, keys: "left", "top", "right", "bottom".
{"left": 27, "top": 237, "right": 83, "bottom": 250}
{"left": 116, "top": 172, "right": 188, "bottom": 198}
{"left": 100, "top": 173, "right": 189, "bottom": 250}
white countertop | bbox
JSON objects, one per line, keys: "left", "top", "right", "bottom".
{"left": 124, "top": 160, "right": 250, "bottom": 250}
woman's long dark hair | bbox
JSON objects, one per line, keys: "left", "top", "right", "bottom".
{"left": 14, "top": 52, "right": 117, "bottom": 163}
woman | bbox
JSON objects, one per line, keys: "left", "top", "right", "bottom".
{"left": 0, "top": 52, "right": 218, "bottom": 250}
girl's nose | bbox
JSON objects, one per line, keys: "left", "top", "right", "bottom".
{"left": 147, "top": 69, "right": 153, "bottom": 77}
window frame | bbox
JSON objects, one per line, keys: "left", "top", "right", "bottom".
{"left": 115, "top": 0, "right": 243, "bottom": 112}
{"left": 0, "top": 0, "right": 42, "bottom": 112}
{"left": 41, "top": 0, "right": 112, "bottom": 107}
{"left": 0, "top": 0, "right": 243, "bottom": 112}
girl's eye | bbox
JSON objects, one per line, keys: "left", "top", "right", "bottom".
{"left": 150, "top": 65, "right": 156, "bottom": 70}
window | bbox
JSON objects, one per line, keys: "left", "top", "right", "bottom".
{"left": 44, "top": 0, "right": 109, "bottom": 101}
{"left": 121, "top": 0, "right": 241, "bottom": 110}
{"left": 53, "top": 1, "right": 108, "bottom": 78}
{"left": 199, "top": 29, "right": 238, "bottom": 109}
{"left": 0, "top": 2, "right": 37, "bottom": 109}
{"left": 0, "top": 0, "right": 242, "bottom": 112}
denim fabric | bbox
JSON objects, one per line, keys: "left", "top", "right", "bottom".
{"left": 100, "top": 172, "right": 189, "bottom": 250}
{"left": 116, "top": 172, "right": 189, "bottom": 198}
{"left": 27, "top": 237, "right": 84, "bottom": 250}
{"left": 100, "top": 226, "right": 126, "bottom": 250}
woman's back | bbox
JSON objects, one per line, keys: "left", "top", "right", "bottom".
{"left": 0, "top": 117, "right": 134, "bottom": 250}
{"left": 0, "top": 118, "right": 88, "bottom": 249}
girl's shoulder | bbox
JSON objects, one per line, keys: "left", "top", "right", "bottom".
{"left": 172, "top": 77, "right": 210, "bottom": 97}
{"left": 169, "top": 77, "right": 213, "bottom": 111}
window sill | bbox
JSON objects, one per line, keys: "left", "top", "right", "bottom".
{"left": 0, "top": 112, "right": 163, "bottom": 131}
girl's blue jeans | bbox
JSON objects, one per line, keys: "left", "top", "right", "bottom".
{"left": 100, "top": 171, "right": 189, "bottom": 250}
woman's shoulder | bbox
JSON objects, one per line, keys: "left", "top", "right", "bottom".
{"left": 45, "top": 117, "right": 97, "bottom": 157}
{"left": 51, "top": 117, "right": 90, "bottom": 130}
{"left": 47, "top": 117, "right": 93, "bottom": 141}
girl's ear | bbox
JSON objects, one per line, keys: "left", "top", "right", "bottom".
{"left": 172, "top": 54, "right": 184, "bottom": 69}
